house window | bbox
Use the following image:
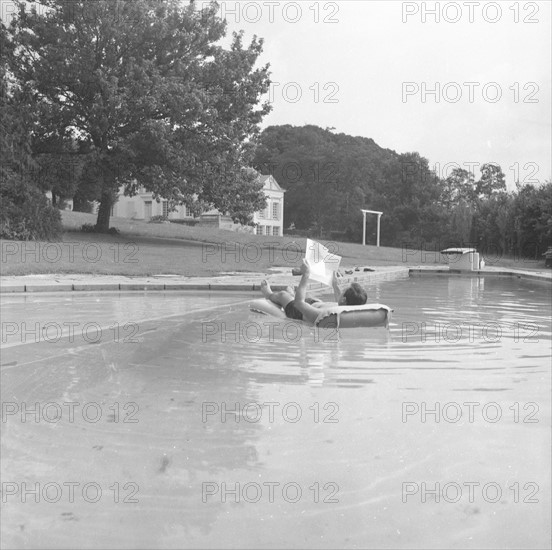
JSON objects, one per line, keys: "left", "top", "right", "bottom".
{"left": 259, "top": 209, "right": 265, "bottom": 219}
{"left": 111, "top": 205, "right": 115, "bottom": 216}
{"left": 272, "top": 203, "right": 279, "bottom": 220}
{"left": 272, "top": 226, "right": 280, "bottom": 236}
{"left": 256, "top": 225, "right": 263, "bottom": 235}
{"left": 265, "top": 225, "right": 271, "bottom": 236}
{"left": 162, "top": 201, "right": 169, "bottom": 217}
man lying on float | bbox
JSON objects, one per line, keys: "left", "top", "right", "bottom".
{"left": 260, "top": 259, "right": 368, "bottom": 325}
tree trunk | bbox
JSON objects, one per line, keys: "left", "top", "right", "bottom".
{"left": 96, "top": 192, "right": 113, "bottom": 232}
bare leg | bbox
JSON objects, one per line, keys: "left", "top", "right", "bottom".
{"left": 260, "top": 280, "right": 294, "bottom": 309}
{"left": 291, "top": 261, "right": 328, "bottom": 325}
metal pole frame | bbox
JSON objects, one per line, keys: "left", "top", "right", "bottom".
{"left": 361, "top": 209, "right": 383, "bottom": 247}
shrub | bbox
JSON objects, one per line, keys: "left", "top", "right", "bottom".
{"left": 80, "top": 223, "right": 119, "bottom": 235}
{"left": 170, "top": 219, "right": 200, "bottom": 226}
{"left": 149, "top": 215, "right": 169, "bottom": 223}
{"left": 80, "top": 223, "right": 97, "bottom": 233}
{"left": 0, "top": 174, "right": 62, "bottom": 240}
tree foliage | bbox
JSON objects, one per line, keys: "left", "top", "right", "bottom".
{"left": 254, "top": 124, "right": 551, "bottom": 257}
{"left": 0, "top": 21, "right": 62, "bottom": 240}
{"left": 253, "top": 125, "right": 443, "bottom": 244}
{"left": 476, "top": 162, "right": 506, "bottom": 198}
{"left": 5, "top": 0, "right": 272, "bottom": 231}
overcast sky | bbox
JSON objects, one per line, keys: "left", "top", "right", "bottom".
{"left": 214, "top": 0, "right": 551, "bottom": 190}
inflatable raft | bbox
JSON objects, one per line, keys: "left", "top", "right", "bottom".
{"left": 249, "top": 299, "right": 392, "bottom": 329}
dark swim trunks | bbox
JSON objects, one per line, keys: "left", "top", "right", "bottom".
{"left": 284, "top": 298, "right": 319, "bottom": 321}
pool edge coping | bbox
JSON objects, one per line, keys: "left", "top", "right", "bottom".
{"left": 409, "top": 267, "right": 552, "bottom": 284}
{"left": 1, "top": 265, "right": 550, "bottom": 294}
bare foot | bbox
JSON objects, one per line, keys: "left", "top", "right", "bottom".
{"left": 260, "top": 279, "right": 273, "bottom": 298}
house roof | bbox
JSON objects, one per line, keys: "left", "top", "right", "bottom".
{"left": 259, "top": 174, "right": 285, "bottom": 193}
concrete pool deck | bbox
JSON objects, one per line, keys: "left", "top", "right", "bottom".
{"left": 0, "top": 265, "right": 549, "bottom": 293}
{"left": 0, "top": 266, "right": 410, "bottom": 293}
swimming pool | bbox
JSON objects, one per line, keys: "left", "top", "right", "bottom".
{"left": 1, "top": 276, "right": 550, "bottom": 549}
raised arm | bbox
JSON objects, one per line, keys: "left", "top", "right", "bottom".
{"left": 291, "top": 259, "right": 323, "bottom": 325}
{"left": 331, "top": 270, "right": 342, "bottom": 302}
{"left": 295, "top": 259, "right": 311, "bottom": 302}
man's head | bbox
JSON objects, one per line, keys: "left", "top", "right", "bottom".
{"left": 340, "top": 283, "right": 368, "bottom": 306}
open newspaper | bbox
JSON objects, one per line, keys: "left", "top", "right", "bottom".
{"left": 305, "top": 239, "right": 342, "bottom": 287}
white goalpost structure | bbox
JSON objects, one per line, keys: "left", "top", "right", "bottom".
{"left": 361, "top": 209, "right": 383, "bottom": 247}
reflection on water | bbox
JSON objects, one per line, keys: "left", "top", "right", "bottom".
{"left": 1, "top": 279, "right": 550, "bottom": 549}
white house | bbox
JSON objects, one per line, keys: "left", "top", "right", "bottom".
{"left": 110, "top": 188, "right": 191, "bottom": 221}
{"left": 109, "top": 174, "right": 285, "bottom": 234}
{"left": 251, "top": 174, "right": 285, "bottom": 236}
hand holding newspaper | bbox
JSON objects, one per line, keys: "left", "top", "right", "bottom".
{"left": 304, "top": 239, "right": 342, "bottom": 287}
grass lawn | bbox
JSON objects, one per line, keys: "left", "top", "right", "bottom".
{"left": 0, "top": 211, "right": 546, "bottom": 277}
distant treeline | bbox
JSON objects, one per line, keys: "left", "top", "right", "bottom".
{"left": 253, "top": 125, "right": 551, "bottom": 257}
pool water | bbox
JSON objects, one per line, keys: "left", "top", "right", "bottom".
{"left": 1, "top": 276, "right": 550, "bottom": 549}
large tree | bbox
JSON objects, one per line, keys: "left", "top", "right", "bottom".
{"left": 475, "top": 162, "right": 506, "bottom": 198}
{"left": 6, "top": 0, "right": 271, "bottom": 231}
{"left": 440, "top": 167, "right": 476, "bottom": 208}
{"left": 0, "top": 21, "right": 62, "bottom": 240}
